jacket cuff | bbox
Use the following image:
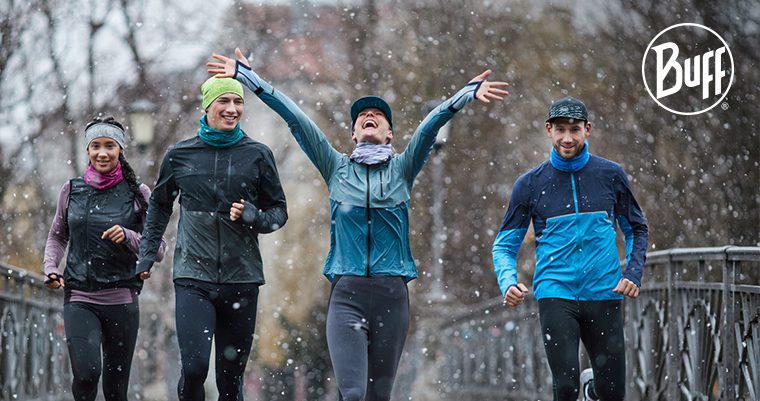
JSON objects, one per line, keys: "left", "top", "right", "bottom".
{"left": 235, "top": 62, "right": 274, "bottom": 95}
{"left": 136, "top": 258, "right": 155, "bottom": 275}
{"left": 241, "top": 201, "right": 260, "bottom": 225}
{"left": 623, "top": 270, "right": 641, "bottom": 287}
{"left": 447, "top": 81, "right": 480, "bottom": 112}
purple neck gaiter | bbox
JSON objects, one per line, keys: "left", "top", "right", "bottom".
{"left": 84, "top": 161, "right": 124, "bottom": 190}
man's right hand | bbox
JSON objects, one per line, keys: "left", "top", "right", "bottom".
{"left": 503, "top": 283, "right": 529, "bottom": 307}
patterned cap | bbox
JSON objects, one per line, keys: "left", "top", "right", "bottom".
{"left": 546, "top": 97, "right": 588, "bottom": 122}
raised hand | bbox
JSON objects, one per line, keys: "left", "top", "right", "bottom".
{"left": 469, "top": 69, "right": 510, "bottom": 104}
{"left": 207, "top": 48, "right": 251, "bottom": 78}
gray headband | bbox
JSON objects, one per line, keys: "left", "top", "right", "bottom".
{"left": 85, "top": 123, "right": 127, "bottom": 149}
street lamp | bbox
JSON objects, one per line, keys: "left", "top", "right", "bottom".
{"left": 129, "top": 99, "right": 156, "bottom": 153}
{"left": 434, "top": 119, "right": 451, "bottom": 151}
{"left": 424, "top": 100, "right": 452, "bottom": 302}
{"left": 423, "top": 100, "right": 452, "bottom": 151}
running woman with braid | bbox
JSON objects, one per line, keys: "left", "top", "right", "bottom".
{"left": 207, "top": 48, "right": 509, "bottom": 401}
{"left": 43, "top": 116, "right": 166, "bottom": 401}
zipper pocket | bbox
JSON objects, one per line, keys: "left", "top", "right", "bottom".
{"left": 215, "top": 150, "right": 222, "bottom": 278}
{"left": 380, "top": 170, "right": 384, "bottom": 197}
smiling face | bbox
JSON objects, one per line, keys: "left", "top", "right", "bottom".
{"left": 352, "top": 108, "right": 393, "bottom": 144}
{"left": 87, "top": 137, "right": 122, "bottom": 173}
{"left": 546, "top": 118, "right": 591, "bottom": 159}
{"left": 206, "top": 93, "right": 244, "bottom": 131}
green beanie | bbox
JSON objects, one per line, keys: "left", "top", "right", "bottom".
{"left": 201, "top": 77, "right": 244, "bottom": 110}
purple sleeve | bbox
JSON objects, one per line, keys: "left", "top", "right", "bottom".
{"left": 43, "top": 182, "right": 71, "bottom": 276}
{"left": 122, "top": 184, "right": 167, "bottom": 262}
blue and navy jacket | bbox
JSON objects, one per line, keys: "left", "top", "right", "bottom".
{"left": 235, "top": 62, "right": 480, "bottom": 282}
{"left": 492, "top": 148, "right": 648, "bottom": 301}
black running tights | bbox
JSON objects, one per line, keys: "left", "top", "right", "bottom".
{"left": 64, "top": 301, "right": 139, "bottom": 401}
{"left": 326, "top": 275, "right": 409, "bottom": 401}
{"left": 174, "top": 278, "right": 260, "bottom": 401}
{"left": 538, "top": 298, "right": 626, "bottom": 401}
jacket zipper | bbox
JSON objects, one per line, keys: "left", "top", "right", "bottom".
{"left": 365, "top": 165, "right": 372, "bottom": 277}
{"left": 215, "top": 150, "right": 221, "bottom": 280}
{"left": 379, "top": 170, "right": 384, "bottom": 197}
{"left": 84, "top": 186, "right": 93, "bottom": 289}
{"left": 570, "top": 172, "right": 580, "bottom": 301}
{"left": 570, "top": 173, "right": 579, "bottom": 214}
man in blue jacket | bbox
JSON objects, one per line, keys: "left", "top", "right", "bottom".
{"left": 492, "top": 97, "right": 648, "bottom": 401}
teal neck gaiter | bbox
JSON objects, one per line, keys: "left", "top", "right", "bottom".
{"left": 198, "top": 116, "right": 244, "bottom": 148}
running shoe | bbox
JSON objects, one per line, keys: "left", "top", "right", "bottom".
{"left": 581, "top": 368, "right": 599, "bottom": 401}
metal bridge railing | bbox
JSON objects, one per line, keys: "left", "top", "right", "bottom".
{"left": 4, "top": 246, "right": 759, "bottom": 401}
{"left": 428, "top": 246, "right": 760, "bottom": 401}
{"left": 630, "top": 246, "right": 760, "bottom": 401}
{"left": 0, "top": 263, "right": 172, "bottom": 401}
{"left": 0, "top": 262, "right": 67, "bottom": 401}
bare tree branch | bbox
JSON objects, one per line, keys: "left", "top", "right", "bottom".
{"left": 117, "top": 0, "right": 148, "bottom": 87}
{"left": 40, "top": 0, "right": 80, "bottom": 175}
{"left": 0, "top": 0, "right": 35, "bottom": 81}
{"left": 86, "top": 0, "right": 114, "bottom": 117}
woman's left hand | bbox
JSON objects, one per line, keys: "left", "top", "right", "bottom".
{"left": 468, "top": 69, "right": 510, "bottom": 104}
{"left": 102, "top": 225, "right": 126, "bottom": 244}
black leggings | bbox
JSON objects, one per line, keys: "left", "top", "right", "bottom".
{"left": 63, "top": 301, "right": 139, "bottom": 401}
{"left": 174, "top": 278, "right": 260, "bottom": 401}
{"left": 326, "top": 275, "right": 409, "bottom": 401}
{"left": 538, "top": 298, "right": 626, "bottom": 401}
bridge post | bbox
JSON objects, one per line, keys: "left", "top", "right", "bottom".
{"left": 721, "top": 246, "right": 737, "bottom": 400}
{"left": 665, "top": 250, "right": 679, "bottom": 400}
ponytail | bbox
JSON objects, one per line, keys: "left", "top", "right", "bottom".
{"left": 119, "top": 153, "right": 148, "bottom": 220}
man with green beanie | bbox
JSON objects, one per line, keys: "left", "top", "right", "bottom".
{"left": 208, "top": 47, "right": 509, "bottom": 401}
{"left": 138, "top": 74, "right": 288, "bottom": 401}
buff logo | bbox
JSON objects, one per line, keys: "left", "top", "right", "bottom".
{"left": 642, "top": 23, "right": 734, "bottom": 115}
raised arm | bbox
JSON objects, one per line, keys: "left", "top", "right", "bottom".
{"left": 208, "top": 48, "right": 341, "bottom": 182}
{"left": 399, "top": 69, "right": 509, "bottom": 183}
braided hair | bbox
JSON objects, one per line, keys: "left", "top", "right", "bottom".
{"left": 86, "top": 116, "right": 148, "bottom": 219}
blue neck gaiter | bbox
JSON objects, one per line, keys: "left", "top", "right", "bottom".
{"left": 198, "top": 116, "right": 245, "bottom": 148}
{"left": 550, "top": 141, "right": 590, "bottom": 172}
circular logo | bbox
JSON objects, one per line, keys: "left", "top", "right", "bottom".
{"left": 641, "top": 23, "right": 734, "bottom": 116}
